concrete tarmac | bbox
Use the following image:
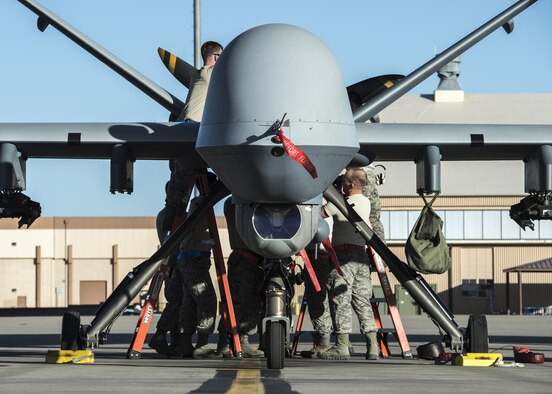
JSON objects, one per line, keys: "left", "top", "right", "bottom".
{"left": 0, "top": 314, "right": 550, "bottom": 393}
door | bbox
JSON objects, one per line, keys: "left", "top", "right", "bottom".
{"left": 80, "top": 281, "right": 107, "bottom": 305}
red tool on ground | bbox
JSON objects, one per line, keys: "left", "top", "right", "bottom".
{"left": 513, "top": 346, "right": 545, "bottom": 364}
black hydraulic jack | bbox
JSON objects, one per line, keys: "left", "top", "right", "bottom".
{"left": 60, "top": 181, "right": 230, "bottom": 351}
{"left": 324, "top": 185, "right": 469, "bottom": 353}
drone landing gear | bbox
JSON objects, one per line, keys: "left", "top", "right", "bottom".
{"left": 262, "top": 259, "right": 294, "bottom": 370}
{"left": 45, "top": 311, "right": 94, "bottom": 364}
{"left": 266, "top": 321, "right": 286, "bottom": 370}
{"left": 61, "top": 310, "right": 83, "bottom": 351}
{"left": 465, "top": 314, "right": 489, "bottom": 353}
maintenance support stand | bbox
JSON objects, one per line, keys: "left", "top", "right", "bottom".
{"left": 368, "top": 247, "right": 412, "bottom": 358}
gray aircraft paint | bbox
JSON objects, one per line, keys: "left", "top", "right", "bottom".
{"left": 196, "top": 24, "right": 358, "bottom": 204}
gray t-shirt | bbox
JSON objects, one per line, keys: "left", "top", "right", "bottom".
{"left": 179, "top": 65, "right": 214, "bottom": 122}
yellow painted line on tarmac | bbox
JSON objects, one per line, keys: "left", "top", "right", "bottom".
{"left": 226, "top": 359, "right": 264, "bottom": 394}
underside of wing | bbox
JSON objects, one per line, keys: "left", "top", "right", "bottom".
{"left": 0, "top": 121, "right": 203, "bottom": 164}
{"left": 356, "top": 123, "right": 552, "bottom": 162}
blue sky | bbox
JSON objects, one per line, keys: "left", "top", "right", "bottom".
{"left": 1, "top": 0, "right": 551, "bottom": 216}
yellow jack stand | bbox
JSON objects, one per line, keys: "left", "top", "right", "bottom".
{"left": 453, "top": 353, "right": 502, "bottom": 367}
{"left": 45, "top": 350, "right": 94, "bottom": 364}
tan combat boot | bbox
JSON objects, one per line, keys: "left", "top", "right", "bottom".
{"left": 192, "top": 334, "right": 218, "bottom": 359}
{"left": 366, "top": 332, "right": 380, "bottom": 360}
{"left": 300, "top": 333, "right": 331, "bottom": 358}
{"left": 215, "top": 332, "right": 231, "bottom": 358}
{"left": 319, "top": 333, "right": 350, "bottom": 360}
{"left": 240, "top": 334, "right": 264, "bottom": 358}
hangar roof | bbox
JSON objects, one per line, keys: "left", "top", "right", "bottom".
{"left": 380, "top": 93, "right": 552, "bottom": 125}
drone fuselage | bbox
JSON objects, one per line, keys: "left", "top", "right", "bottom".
{"left": 196, "top": 24, "right": 357, "bottom": 258}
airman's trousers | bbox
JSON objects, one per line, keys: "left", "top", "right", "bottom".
{"left": 327, "top": 250, "right": 377, "bottom": 334}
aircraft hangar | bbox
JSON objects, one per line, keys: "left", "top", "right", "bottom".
{"left": 1, "top": 78, "right": 552, "bottom": 317}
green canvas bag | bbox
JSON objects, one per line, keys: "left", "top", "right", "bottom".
{"left": 405, "top": 202, "right": 451, "bottom": 274}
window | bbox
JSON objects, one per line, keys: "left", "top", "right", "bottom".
{"left": 540, "top": 220, "right": 552, "bottom": 239}
{"left": 464, "top": 211, "right": 482, "bottom": 239}
{"left": 444, "top": 211, "right": 463, "bottom": 239}
{"left": 388, "top": 211, "right": 408, "bottom": 240}
{"left": 501, "top": 211, "right": 520, "bottom": 239}
{"left": 483, "top": 211, "right": 501, "bottom": 239}
{"left": 381, "top": 209, "right": 552, "bottom": 241}
{"left": 461, "top": 279, "right": 493, "bottom": 298}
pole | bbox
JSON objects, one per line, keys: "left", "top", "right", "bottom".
{"left": 193, "top": 0, "right": 201, "bottom": 69}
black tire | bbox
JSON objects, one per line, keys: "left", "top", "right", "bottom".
{"left": 267, "top": 321, "right": 285, "bottom": 370}
{"left": 466, "top": 314, "right": 488, "bottom": 353}
{"left": 61, "top": 311, "right": 81, "bottom": 350}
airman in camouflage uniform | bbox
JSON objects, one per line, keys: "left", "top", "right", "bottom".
{"left": 149, "top": 197, "right": 219, "bottom": 359}
{"left": 363, "top": 167, "right": 386, "bottom": 243}
{"left": 148, "top": 208, "right": 187, "bottom": 357}
{"left": 175, "top": 197, "right": 218, "bottom": 359}
{"left": 319, "top": 168, "right": 379, "bottom": 361}
{"left": 300, "top": 243, "right": 333, "bottom": 358}
{"left": 216, "top": 198, "right": 264, "bottom": 358}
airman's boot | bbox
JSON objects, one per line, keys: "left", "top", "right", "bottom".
{"left": 300, "top": 333, "right": 331, "bottom": 358}
{"left": 240, "top": 334, "right": 264, "bottom": 358}
{"left": 178, "top": 333, "right": 195, "bottom": 358}
{"left": 192, "top": 334, "right": 218, "bottom": 359}
{"left": 148, "top": 330, "right": 171, "bottom": 356}
{"left": 216, "top": 332, "right": 231, "bottom": 358}
{"left": 319, "top": 333, "right": 350, "bottom": 360}
{"left": 167, "top": 330, "right": 182, "bottom": 357}
{"left": 366, "top": 332, "right": 380, "bottom": 360}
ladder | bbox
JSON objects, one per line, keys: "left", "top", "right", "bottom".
{"left": 368, "top": 246, "right": 412, "bottom": 359}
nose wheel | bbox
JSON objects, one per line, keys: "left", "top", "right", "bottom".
{"left": 266, "top": 321, "right": 286, "bottom": 370}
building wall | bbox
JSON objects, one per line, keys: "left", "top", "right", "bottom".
{"left": 1, "top": 210, "right": 551, "bottom": 316}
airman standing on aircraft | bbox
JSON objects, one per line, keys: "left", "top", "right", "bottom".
{"left": 319, "top": 168, "right": 379, "bottom": 361}
{"left": 178, "top": 41, "right": 223, "bottom": 122}
{"left": 216, "top": 198, "right": 265, "bottom": 358}
{"left": 162, "top": 41, "right": 223, "bottom": 234}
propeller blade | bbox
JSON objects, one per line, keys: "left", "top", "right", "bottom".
{"left": 347, "top": 74, "right": 404, "bottom": 106}
{"left": 158, "top": 48, "right": 197, "bottom": 89}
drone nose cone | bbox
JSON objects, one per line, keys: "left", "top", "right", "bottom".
{"left": 202, "top": 23, "right": 353, "bottom": 126}
{"left": 197, "top": 24, "right": 358, "bottom": 203}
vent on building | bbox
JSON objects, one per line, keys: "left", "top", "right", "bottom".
{"left": 434, "top": 56, "right": 464, "bottom": 102}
